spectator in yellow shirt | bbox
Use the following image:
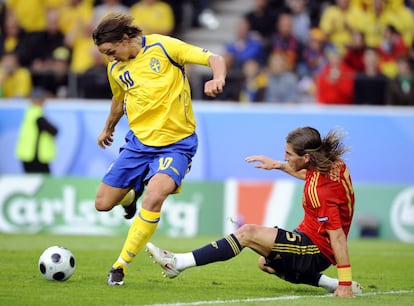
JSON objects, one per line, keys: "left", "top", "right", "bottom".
{"left": 0, "top": 13, "right": 25, "bottom": 56}
{"left": 6, "top": 0, "right": 47, "bottom": 33}
{"left": 361, "top": 0, "right": 398, "bottom": 48}
{"left": 0, "top": 52, "right": 32, "bottom": 98}
{"left": 64, "top": 18, "right": 95, "bottom": 74}
{"left": 6, "top": 0, "right": 65, "bottom": 33}
{"left": 57, "top": 0, "right": 94, "bottom": 36}
{"left": 387, "top": 0, "right": 414, "bottom": 48}
{"left": 319, "top": 0, "right": 366, "bottom": 54}
{"left": 130, "top": 0, "right": 175, "bottom": 35}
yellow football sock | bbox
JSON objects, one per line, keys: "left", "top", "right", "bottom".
{"left": 112, "top": 208, "right": 160, "bottom": 272}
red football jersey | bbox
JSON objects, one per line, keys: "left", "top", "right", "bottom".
{"left": 296, "top": 159, "right": 355, "bottom": 264}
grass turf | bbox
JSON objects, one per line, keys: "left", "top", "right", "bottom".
{"left": 0, "top": 234, "right": 413, "bottom": 306}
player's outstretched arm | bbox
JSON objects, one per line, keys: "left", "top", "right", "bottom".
{"left": 245, "top": 155, "right": 306, "bottom": 180}
{"left": 98, "top": 97, "right": 124, "bottom": 149}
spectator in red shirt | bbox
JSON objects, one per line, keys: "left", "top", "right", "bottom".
{"left": 146, "top": 126, "right": 362, "bottom": 298}
{"left": 343, "top": 30, "right": 367, "bottom": 73}
{"left": 315, "top": 45, "right": 355, "bottom": 104}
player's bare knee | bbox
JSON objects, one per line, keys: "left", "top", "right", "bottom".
{"left": 95, "top": 197, "right": 111, "bottom": 211}
{"left": 95, "top": 200, "right": 106, "bottom": 211}
{"left": 235, "top": 224, "right": 260, "bottom": 246}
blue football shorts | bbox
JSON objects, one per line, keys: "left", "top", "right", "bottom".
{"left": 102, "top": 130, "right": 198, "bottom": 195}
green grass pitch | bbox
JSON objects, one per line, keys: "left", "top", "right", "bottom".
{"left": 1, "top": 234, "right": 413, "bottom": 306}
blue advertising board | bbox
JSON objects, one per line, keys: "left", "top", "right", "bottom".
{"left": 1, "top": 100, "right": 413, "bottom": 183}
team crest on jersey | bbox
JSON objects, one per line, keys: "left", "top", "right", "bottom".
{"left": 150, "top": 57, "right": 161, "bottom": 72}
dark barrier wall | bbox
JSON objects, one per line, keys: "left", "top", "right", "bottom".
{"left": 1, "top": 100, "right": 413, "bottom": 183}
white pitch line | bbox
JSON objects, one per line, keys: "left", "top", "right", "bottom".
{"left": 144, "top": 290, "right": 414, "bottom": 306}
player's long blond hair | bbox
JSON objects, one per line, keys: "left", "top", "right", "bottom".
{"left": 286, "top": 126, "right": 349, "bottom": 173}
{"left": 92, "top": 12, "right": 142, "bottom": 46}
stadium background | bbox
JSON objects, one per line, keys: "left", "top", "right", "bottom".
{"left": 1, "top": 101, "right": 413, "bottom": 243}
{"left": 0, "top": 0, "right": 413, "bottom": 244}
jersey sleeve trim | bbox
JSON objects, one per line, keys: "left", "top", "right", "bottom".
{"left": 109, "top": 61, "right": 121, "bottom": 74}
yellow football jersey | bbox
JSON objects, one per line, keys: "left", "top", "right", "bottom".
{"left": 107, "top": 34, "right": 212, "bottom": 147}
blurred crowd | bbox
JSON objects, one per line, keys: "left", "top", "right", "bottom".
{"left": 217, "top": 0, "right": 414, "bottom": 106}
{"left": 1, "top": 0, "right": 413, "bottom": 106}
{"left": 0, "top": 0, "right": 219, "bottom": 100}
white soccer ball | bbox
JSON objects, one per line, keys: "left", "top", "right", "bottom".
{"left": 38, "top": 246, "right": 76, "bottom": 281}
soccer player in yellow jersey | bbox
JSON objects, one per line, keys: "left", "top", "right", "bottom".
{"left": 92, "top": 12, "right": 226, "bottom": 286}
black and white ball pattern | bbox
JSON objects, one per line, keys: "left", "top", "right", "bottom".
{"left": 38, "top": 246, "right": 75, "bottom": 281}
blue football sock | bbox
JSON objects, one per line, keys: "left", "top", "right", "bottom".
{"left": 192, "top": 233, "right": 242, "bottom": 266}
